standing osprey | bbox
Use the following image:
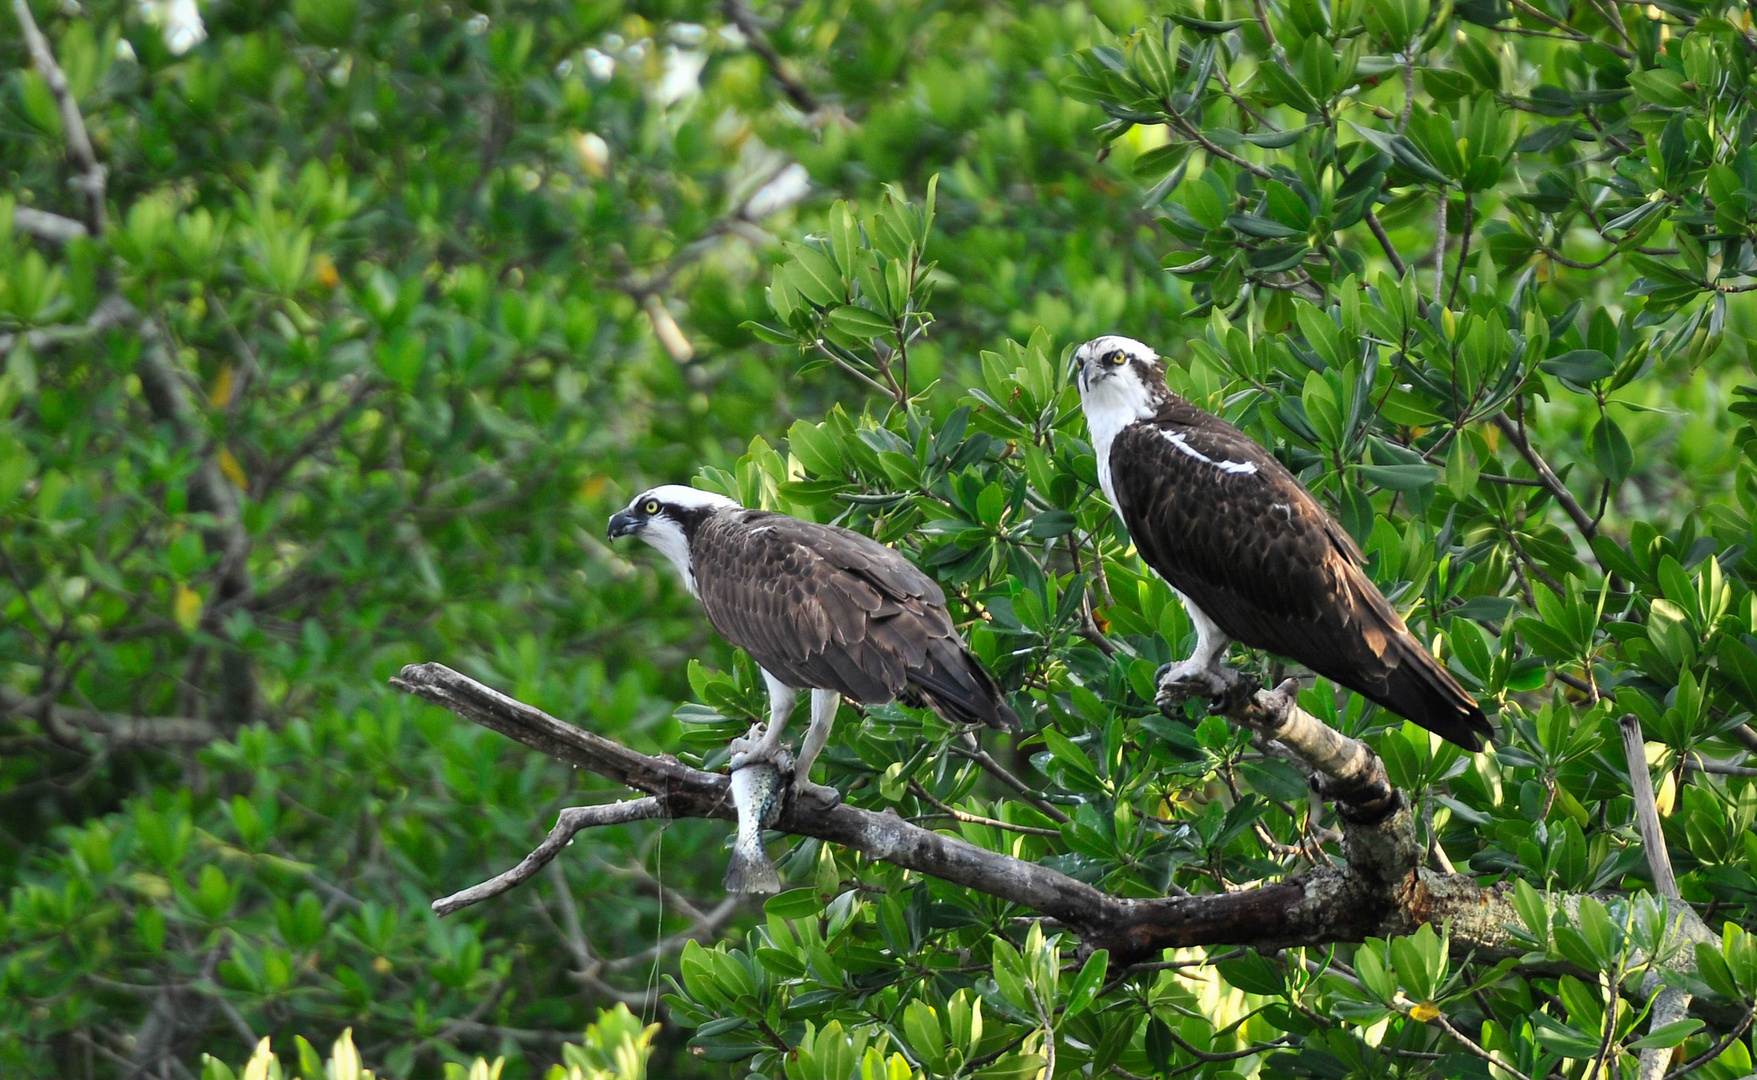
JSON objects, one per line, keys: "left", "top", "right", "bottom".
{"left": 607, "top": 486, "right": 1019, "bottom": 798}
{"left": 1074, "top": 335, "right": 1492, "bottom": 751}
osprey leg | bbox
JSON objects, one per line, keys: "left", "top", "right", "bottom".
{"left": 730, "top": 669, "right": 798, "bottom": 769}
{"left": 790, "top": 689, "right": 843, "bottom": 806}
{"left": 1156, "top": 593, "right": 1234, "bottom": 704}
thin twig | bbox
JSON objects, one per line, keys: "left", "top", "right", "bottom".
{"left": 952, "top": 733, "right": 1072, "bottom": 824}
{"left": 1447, "top": 197, "right": 1474, "bottom": 308}
{"left": 1663, "top": 1003, "right": 1756, "bottom": 1080}
{"left": 909, "top": 781, "right": 1063, "bottom": 837}
{"left": 12, "top": 0, "right": 106, "bottom": 232}
{"left": 722, "top": 0, "right": 819, "bottom": 113}
{"left": 601, "top": 897, "right": 741, "bottom": 973}
{"left": 1431, "top": 1011, "right": 1538, "bottom": 1080}
{"left": 1365, "top": 209, "right": 1410, "bottom": 278}
{"left": 1493, "top": 412, "right": 1600, "bottom": 540}
{"left": 11, "top": 204, "right": 88, "bottom": 242}
{"left": 433, "top": 799, "right": 665, "bottom": 916}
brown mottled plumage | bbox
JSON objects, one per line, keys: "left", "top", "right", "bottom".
{"left": 1076, "top": 335, "right": 1492, "bottom": 752}
{"left": 688, "top": 510, "right": 1018, "bottom": 729}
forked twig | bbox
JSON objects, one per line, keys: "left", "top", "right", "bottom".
{"left": 433, "top": 798, "right": 665, "bottom": 916}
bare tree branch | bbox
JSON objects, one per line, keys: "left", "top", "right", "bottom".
{"left": 0, "top": 686, "right": 219, "bottom": 747}
{"left": 12, "top": 204, "right": 89, "bottom": 243}
{"left": 0, "top": 291, "right": 136, "bottom": 354}
{"left": 1621, "top": 713, "right": 1680, "bottom": 901}
{"left": 135, "top": 319, "right": 259, "bottom": 725}
{"left": 12, "top": 0, "right": 107, "bottom": 233}
{"left": 1493, "top": 412, "right": 1599, "bottom": 541}
{"left": 1621, "top": 711, "right": 1703, "bottom": 1080}
{"left": 433, "top": 799, "right": 666, "bottom": 916}
{"left": 722, "top": 0, "right": 820, "bottom": 114}
{"left": 391, "top": 662, "right": 1670, "bottom": 969}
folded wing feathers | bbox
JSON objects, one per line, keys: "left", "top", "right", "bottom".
{"left": 1109, "top": 411, "right": 1491, "bottom": 750}
{"left": 694, "top": 512, "right": 1015, "bottom": 728}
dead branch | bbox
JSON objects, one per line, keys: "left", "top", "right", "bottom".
{"left": 1620, "top": 713, "right": 1680, "bottom": 901}
{"left": 433, "top": 799, "right": 665, "bottom": 916}
{"left": 12, "top": 204, "right": 89, "bottom": 243}
{"left": 392, "top": 661, "right": 1589, "bottom": 965}
{"left": 1621, "top": 711, "right": 1712, "bottom": 1080}
{"left": 722, "top": 0, "right": 820, "bottom": 114}
{"left": 1210, "top": 675, "right": 1397, "bottom": 823}
{"left": 12, "top": 0, "right": 106, "bottom": 233}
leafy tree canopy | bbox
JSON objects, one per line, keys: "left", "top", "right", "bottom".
{"left": 3, "top": 0, "right": 1757, "bottom": 1076}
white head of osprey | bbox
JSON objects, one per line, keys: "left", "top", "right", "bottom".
{"left": 605, "top": 484, "right": 736, "bottom": 596}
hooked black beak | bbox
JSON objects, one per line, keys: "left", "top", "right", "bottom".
{"left": 1076, "top": 357, "right": 1107, "bottom": 391}
{"left": 607, "top": 510, "right": 640, "bottom": 540}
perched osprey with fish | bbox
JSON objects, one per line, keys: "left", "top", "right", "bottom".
{"left": 1074, "top": 335, "right": 1493, "bottom": 751}
{"left": 608, "top": 486, "right": 1019, "bottom": 801}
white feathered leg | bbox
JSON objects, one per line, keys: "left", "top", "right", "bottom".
{"left": 1155, "top": 592, "right": 1238, "bottom": 705}
{"left": 730, "top": 669, "right": 797, "bottom": 769}
{"left": 790, "top": 689, "right": 842, "bottom": 806}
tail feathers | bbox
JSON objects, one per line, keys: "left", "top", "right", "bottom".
{"left": 1377, "top": 638, "right": 1494, "bottom": 752}
{"left": 724, "top": 848, "right": 781, "bottom": 895}
{"left": 907, "top": 639, "right": 1020, "bottom": 731}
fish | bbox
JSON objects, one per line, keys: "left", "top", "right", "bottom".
{"left": 724, "top": 740, "right": 790, "bottom": 895}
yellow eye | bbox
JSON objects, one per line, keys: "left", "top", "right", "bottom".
{"left": 643, "top": 500, "right": 660, "bottom": 515}
{"left": 1105, "top": 350, "right": 1126, "bottom": 365}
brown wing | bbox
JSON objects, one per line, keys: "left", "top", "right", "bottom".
{"left": 692, "top": 511, "right": 1017, "bottom": 729}
{"left": 1108, "top": 403, "right": 1490, "bottom": 750}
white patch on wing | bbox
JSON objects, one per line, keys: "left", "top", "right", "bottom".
{"left": 1161, "top": 429, "right": 1258, "bottom": 475}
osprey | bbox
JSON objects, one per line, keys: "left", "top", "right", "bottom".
{"left": 607, "top": 486, "right": 1019, "bottom": 798}
{"left": 1074, "top": 335, "right": 1493, "bottom": 751}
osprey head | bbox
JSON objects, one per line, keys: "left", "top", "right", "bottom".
{"left": 608, "top": 485, "right": 740, "bottom": 594}
{"left": 608, "top": 485, "right": 739, "bottom": 542}
{"left": 1073, "top": 335, "right": 1164, "bottom": 393}
{"left": 1073, "top": 335, "right": 1170, "bottom": 419}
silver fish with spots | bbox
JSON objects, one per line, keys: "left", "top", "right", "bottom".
{"left": 723, "top": 747, "right": 789, "bottom": 894}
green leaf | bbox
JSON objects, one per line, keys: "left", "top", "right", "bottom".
{"left": 1540, "top": 349, "right": 1615, "bottom": 386}
{"left": 1358, "top": 462, "right": 1438, "bottom": 490}
{"left": 784, "top": 243, "right": 844, "bottom": 307}
{"left": 1061, "top": 950, "right": 1108, "bottom": 1017}
{"left": 1531, "top": 1013, "right": 1602, "bottom": 1058}
{"left": 1589, "top": 416, "right": 1632, "bottom": 485}
{"left": 1039, "top": 728, "right": 1103, "bottom": 784}
{"left": 1626, "top": 1018, "right": 1704, "bottom": 1049}
{"left": 827, "top": 304, "right": 895, "bottom": 339}
{"left": 788, "top": 420, "right": 843, "bottom": 476}
{"left": 764, "top": 889, "right": 826, "bottom": 920}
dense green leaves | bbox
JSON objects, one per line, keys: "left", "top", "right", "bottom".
{"left": 5, "top": 0, "right": 1757, "bottom": 1075}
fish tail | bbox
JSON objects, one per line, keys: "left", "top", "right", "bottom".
{"left": 723, "top": 843, "right": 781, "bottom": 894}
